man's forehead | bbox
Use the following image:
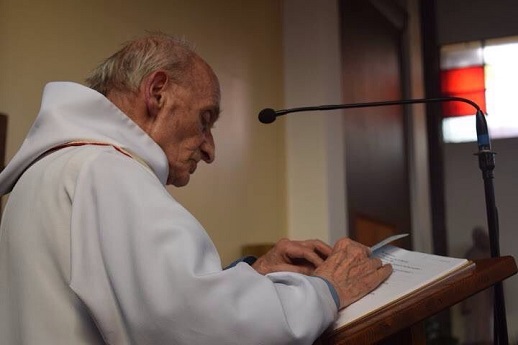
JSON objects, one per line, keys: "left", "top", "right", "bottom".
{"left": 198, "top": 62, "right": 221, "bottom": 108}
{"left": 192, "top": 60, "right": 220, "bottom": 94}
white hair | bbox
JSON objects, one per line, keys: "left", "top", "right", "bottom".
{"left": 85, "top": 33, "right": 197, "bottom": 95}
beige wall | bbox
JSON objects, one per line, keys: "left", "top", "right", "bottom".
{"left": 282, "top": 0, "right": 347, "bottom": 244}
{"left": 0, "top": 0, "right": 286, "bottom": 265}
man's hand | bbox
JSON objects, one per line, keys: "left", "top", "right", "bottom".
{"left": 314, "top": 237, "right": 392, "bottom": 310}
{"left": 252, "top": 238, "right": 332, "bottom": 275}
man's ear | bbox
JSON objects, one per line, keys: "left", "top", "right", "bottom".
{"left": 143, "top": 71, "right": 169, "bottom": 117}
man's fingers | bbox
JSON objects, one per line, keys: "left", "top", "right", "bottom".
{"left": 332, "top": 238, "right": 370, "bottom": 258}
{"left": 313, "top": 239, "right": 394, "bottom": 309}
{"left": 297, "top": 249, "right": 326, "bottom": 267}
{"left": 358, "top": 263, "right": 392, "bottom": 295}
{"left": 317, "top": 247, "right": 348, "bottom": 271}
{"left": 338, "top": 264, "right": 393, "bottom": 308}
{"left": 377, "top": 263, "right": 393, "bottom": 280}
{"left": 362, "top": 257, "right": 384, "bottom": 273}
{"left": 252, "top": 238, "right": 335, "bottom": 275}
{"left": 285, "top": 241, "right": 331, "bottom": 268}
{"left": 305, "top": 239, "right": 333, "bottom": 258}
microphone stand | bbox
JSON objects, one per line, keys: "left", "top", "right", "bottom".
{"left": 475, "top": 109, "right": 508, "bottom": 345}
{"left": 259, "top": 97, "right": 508, "bottom": 345}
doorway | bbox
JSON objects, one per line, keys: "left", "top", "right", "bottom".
{"left": 340, "top": 0, "right": 411, "bottom": 248}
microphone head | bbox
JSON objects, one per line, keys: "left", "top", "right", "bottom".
{"left": 475, "top": 109, "right": 491, "bottom": 151}
{"left": 258, "top": 108, "right": 277, "bottom": 124}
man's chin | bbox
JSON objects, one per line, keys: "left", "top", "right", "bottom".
{"left": 167, "top": 174, "right": 190, "bottom": 187}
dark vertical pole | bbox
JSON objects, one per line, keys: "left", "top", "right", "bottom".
{"left": 419, "top": 0, "right": 452, "bottom": 341}
{"left": 419, "top": 0, "right": 448, "bottom": 257}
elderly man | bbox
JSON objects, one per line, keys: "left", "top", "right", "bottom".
{"left": 0, "top": 33, "right": 391, "bottom": 344}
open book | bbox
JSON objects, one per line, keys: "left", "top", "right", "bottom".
{"left": 332, "top": 235, "right": 475, "bottom": 329}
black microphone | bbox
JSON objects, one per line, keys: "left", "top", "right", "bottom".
{"left": 258, "top": 108, "right": 277, "bottom": 124}
{"left": 258, "top": 96, "right": 508, "bottom": 345}
{"left": 476, "top": 109, "right": 491, "bottom": 151}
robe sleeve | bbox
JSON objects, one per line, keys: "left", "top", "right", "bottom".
{"left": 68, "top": 150, "right": 337, "bottom": 345}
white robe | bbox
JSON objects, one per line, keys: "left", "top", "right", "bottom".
{"left": 0, "top": 82, "right": 337, "bottom": 344}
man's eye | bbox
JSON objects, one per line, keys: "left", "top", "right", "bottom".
{"left": 201, "top": 112, "right": 212, "bottom": 130}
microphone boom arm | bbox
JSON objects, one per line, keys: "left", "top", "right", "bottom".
{"left": 273, "top": 96, "right": 480, "bottom": 116}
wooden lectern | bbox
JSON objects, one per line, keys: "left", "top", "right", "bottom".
{"left": 316, "top": 256, "right": 517, "bottom": 345}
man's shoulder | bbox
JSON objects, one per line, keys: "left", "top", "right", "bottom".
{"left": 34, "top": 144, "right": 152, "bottom": 184}
{"left": 45, "top": 144, "right": 134, "bottom": 168}
{"left": 72, "top": 145, "right": 161, "bottom": 187}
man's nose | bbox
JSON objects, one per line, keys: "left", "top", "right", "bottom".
{"left": 201, "top": 131, "right": 215, "bottom": 163}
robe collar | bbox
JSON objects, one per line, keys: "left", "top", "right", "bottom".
{"left": 0, "top": 82, "right": 169, "bottom": 195}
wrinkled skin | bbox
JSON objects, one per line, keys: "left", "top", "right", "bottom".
{"left": 252, "top": 238, "right": 332, "bottom": 275}
{"left": 254, "top": 237, "right": 392, "bottom": 310}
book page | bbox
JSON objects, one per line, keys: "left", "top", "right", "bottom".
{"left": 333, "top": 244, "right": 469, "bottom": 329}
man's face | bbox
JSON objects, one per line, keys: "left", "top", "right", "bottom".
{"left": 150, "top": 62, "right": 220, "bottom": 187}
